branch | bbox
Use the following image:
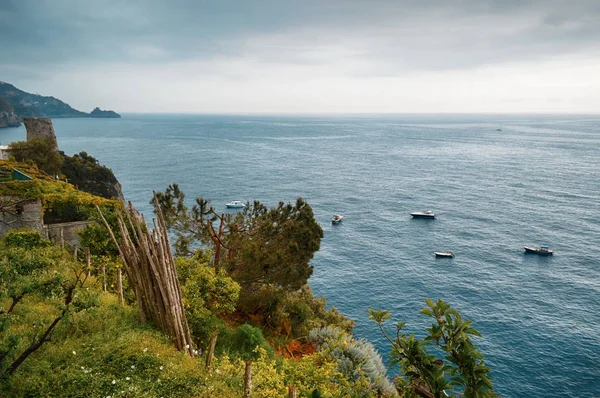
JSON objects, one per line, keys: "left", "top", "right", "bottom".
{"left": 4, "top": 284, "right": 76, "bottom": 376}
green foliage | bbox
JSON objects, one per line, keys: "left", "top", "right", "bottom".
{"left": 8, "top": 137, "right": 63, "bottom": 176}
{"left": 369, "top": 300, "right": 495, "bottom": 397}
{"left": 226, "top": 198, "right": 323, "bottom": 291}
{"left": 0, "top": 239, "right": 97, "bottom": 380}
{"left": 309, "top": 326, "right": 397, "bottom": 396}
{"left": 227, "top": 324, "right": 273, "bottom": 361}
{"left": 176, "top": 253, "right": 240, "bottom": 345}
{"left": 1, "top": 295, "right": 238, "bottom": 397}
{"left": 153, "top": 185, "right": 331, "bottom": 338}
{"left": 60, "top": 151, "right": 121, "bottom": 199}
{"left": 1, "top": 229, "right": 50, "bottom": 248}
{"left": 0, "top": 180, "right": 43, "bottom": 200}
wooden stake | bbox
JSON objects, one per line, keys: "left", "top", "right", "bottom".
{"left": 84, "top": 247, "right": 91, "bottom": 277}
{"left": 101, "top": 260, "right": 106, "bottom": 292}
{"left": 243, "top": 361, "right": 252, "bottom": 398}
{"left": 205, "top": 333, "right": 218, "bottom": 370}
{"left": 96, "top": 197, "right": 194, "bottom": 356}
{"left": 117, "top": 267, "right": 124, "bottom": 305}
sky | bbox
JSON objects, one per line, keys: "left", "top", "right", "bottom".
{"left": 1, "top": 0, "right": 600, "bottom": 114}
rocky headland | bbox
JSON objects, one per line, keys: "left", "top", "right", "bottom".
{"left": 0, "top": 81, "right": 120, "bottom": 128}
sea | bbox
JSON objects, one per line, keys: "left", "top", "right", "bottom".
{"left": 2, "top": 114, "right": 599, "bottom": 397}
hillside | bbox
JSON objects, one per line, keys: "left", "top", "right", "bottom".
{"left": 0, "top": 81, "right": 120, "bottom": 123}
{"left": 0, "top": 96, "right": 21, "bottom": 128}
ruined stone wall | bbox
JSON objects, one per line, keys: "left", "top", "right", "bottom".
{"left": 0, "top": 198, "right": 44, "bottom": 236}
{"left": 45, "top": 221, "right": 96, "bottom": 249}
{"left": 23, "top": 117, "right": 58, "bottom": 149}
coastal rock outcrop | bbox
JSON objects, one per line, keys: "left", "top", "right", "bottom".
{"left": 0, "top": 96, "right": 21, "bottom": 128}
{"left": 90, "top": 107, "right": 121, "bottom": 118}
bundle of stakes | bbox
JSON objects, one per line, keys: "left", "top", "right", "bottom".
{"left": 96, "top": 194, "right": 194, "bottom": 356}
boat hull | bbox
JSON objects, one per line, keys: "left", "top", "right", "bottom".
{"left": 332, "top": 215, "right": 344, "bottom": 224}
{"left": 435, "top": 252, "right": 454, "bottom": 258}
{"left": 524, "top": 247, "right": 553, "bottom": 256}
{"left": 410, "top": 213, "right": 435, "bottom": 219}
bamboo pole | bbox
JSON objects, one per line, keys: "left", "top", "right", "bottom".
{"left": 96, "top": 198, "right": 194, "bottom": 356}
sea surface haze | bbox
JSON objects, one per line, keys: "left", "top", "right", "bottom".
{"left": 2, "top": 114, "right": 598, "bottom": 397}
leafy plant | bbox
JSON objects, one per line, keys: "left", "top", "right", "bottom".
{"left": 369, "top": 299, "right": 495, "bottom": 397}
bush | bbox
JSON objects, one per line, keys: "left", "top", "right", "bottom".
{"left": 1, "top": 229, "right": 49, "bottom": 248}
{"left": 228, "top": 324, "right": 274, "bottom": 361}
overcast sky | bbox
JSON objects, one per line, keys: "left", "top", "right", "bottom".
{"left": 1, "top": 0, "right": 599, "bottom": 113}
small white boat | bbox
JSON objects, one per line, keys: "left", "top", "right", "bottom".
{"left": 524, "top": 245, "right": 553, "bottom": 256}
{"left": 435, "top": 251, "right": 454, "bottom": 258}
{"left": 410, "top": 210, "right": 435, "bottom": 219}
{"left": 225, "top": 200, "right": 246, "bottom": 209}
{"left": 331, "top": 214, "right": 344, "bottom": 224}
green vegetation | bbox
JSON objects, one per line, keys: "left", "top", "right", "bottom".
{"left": 0, "top": 170, "right": 495, "bottom": 396}
{"left": 152, "top": 185, "right": 351, "bottom": 342}
{"left": 0, "top": 159, "right": 121, "bottom": 224}
{"left": 8, "top": 137, "right": 63, "bottom": 176}
{"left": 60, "top": 151, "right": 122, "bottom": 199}
{"left": 369, "top": 300, "right": 495, "bottom": 397}
{"left": 0, "top": 229, "right": 382, "bottom": 397}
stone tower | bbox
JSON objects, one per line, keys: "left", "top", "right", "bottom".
{"left": 23, "top": 117, "right": 58, "bottom": 149}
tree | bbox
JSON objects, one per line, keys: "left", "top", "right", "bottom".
{"left": 152, "top": 185, "right": 323, "bottom": 291}
{"left": 60, "top": 151, "right": 121, "bottom": 199}
{"left": 0, "top": 230, "right": 98, "bottom": 378}
{"left": 369, "top": 299, "right": 495, "bottom": 398}
{"left": 8, "top": 137, "right": 63, "bottom": 176}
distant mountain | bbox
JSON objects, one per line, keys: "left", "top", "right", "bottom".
{"left": 90, "top": 107, "right": 121, "bottom": 118}
{"left": 0, "top": 95, "right": 21, "bottom": 128}
{"left": 0, "top": 81, "right": 121, "bottom": 127}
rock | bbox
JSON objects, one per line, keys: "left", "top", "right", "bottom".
{"left": 89, "top": 107, "right": 121, "bottom": 118}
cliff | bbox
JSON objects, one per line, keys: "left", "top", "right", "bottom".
{"left": 0, "top": 96, "right": 21, "bottom": 128}
{"left": 0, "top": 81, "right": 121, "bottom": 126}
{"left": 90, "top": 107, "right": 121, "bottom": 118}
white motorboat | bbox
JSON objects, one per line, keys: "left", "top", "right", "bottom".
{"left": 225, "top": 200, "right": 246, "bottom": 209}
{"left": 331, "top": 214, "right": 344, "bottom": 224}
{"left": 410, "top": 210, "right": 435, "bottom": 219}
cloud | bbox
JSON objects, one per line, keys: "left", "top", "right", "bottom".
{"left": 1, "top": 0, "right": 600, "bottom": 112}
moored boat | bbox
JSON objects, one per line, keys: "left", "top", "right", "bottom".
{"left": 331, "top": 214, "right": 344, "bottom": 224}
{"left": 410, "top": 210, "right": 435, "bottom": 219}
{"left": 225, "top": 200, "right": 246, "bottom": 209}
{"left": 435, "top": 251, "right": 454, "bottom": 258}
{"left": 524, "top": 245, "right": 553, "bottom": 255}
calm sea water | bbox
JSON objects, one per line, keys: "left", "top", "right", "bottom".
{"left": 2, "top": 114, "right": 599, "bottom": 397}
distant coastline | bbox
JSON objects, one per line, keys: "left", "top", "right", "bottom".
{"left": 0, "top": 81, "right": 120, "bottom": 128}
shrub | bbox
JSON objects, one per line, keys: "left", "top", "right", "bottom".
{"left": 1, "top": 229, "right": 49, "bottom": 248}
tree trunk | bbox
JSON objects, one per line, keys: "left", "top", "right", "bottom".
{"left": 288, "top": 385, "right": 296, "bottom": 398}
